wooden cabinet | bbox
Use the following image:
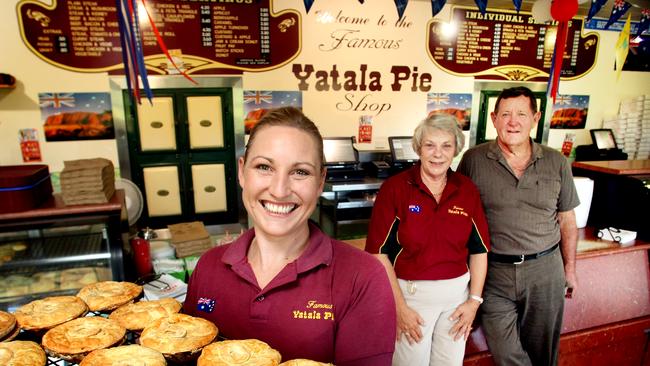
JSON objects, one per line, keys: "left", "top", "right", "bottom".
{"left": 123, "top": 88, "right": 239, "bottom": 228}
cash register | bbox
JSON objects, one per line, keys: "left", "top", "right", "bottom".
{"left": 575, "top": 129, "right": 628, "bottom": 161}
{"left": 389, "top": 136, "right": 419, "bottom": 175}
{"left": 323, "top": 137, "right": 365, "bottom": 182}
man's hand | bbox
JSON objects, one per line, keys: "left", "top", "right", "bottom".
{"left": 449, "top": 299, "right": 480, "bottom": 341}
{"left": 565, "top": 269, "right": 578, "bottom": 298}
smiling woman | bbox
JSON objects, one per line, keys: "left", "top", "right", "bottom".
{"left": 183, "top": 107, "right": 397, "bottom": 366}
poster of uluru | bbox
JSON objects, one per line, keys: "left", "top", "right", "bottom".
{"left": 243, "top": 91, "right": 302, "bottom": 134}
{"left": 39, "top": 92, "right": 114, "bottom": 141}
{"left": 427, "top": 93, "right": 472, "bottom": 131}
{"left": 550, "top": 95, "right": 589, "bottom": 129}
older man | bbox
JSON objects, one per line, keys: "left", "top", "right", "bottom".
{"left": 458, "top": 86, "right": 579, "bottom": 366}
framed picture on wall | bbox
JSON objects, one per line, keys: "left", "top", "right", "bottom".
{"left": 550, "top": 95, "right": 589, "bottom": 129}
{"left": 426, "top": 93, "right": 472, "bottom": 131}
{"left": 39, "top": 92, "right": 115, "bottom": 141}
{"left": 243, "top": 91, "right": 302, "bottom": 134}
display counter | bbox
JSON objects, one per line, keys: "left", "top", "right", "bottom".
{"left": 572, "top": 159, "right": 650, "bottom": 242}
{"left": 343, "top": 228, "right": 650, "bottom": 365}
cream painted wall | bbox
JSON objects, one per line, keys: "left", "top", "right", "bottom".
{"left": 1, "top": 0, "right": 649, "bottom": 173}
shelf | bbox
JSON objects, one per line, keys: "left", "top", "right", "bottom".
{"left": 0, "top": 84, "right": 16, "bottom": 89}
{"left": 0, "top": 233, "right": 106, "bottom": 271}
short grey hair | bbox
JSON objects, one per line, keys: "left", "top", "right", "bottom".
{"left": 412, "top": 113, "right": 465, "bottom": 156}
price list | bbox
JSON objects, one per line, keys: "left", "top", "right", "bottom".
{"left": 427, "top": 7, "right": 598, "bottom": 81}
{"left": 18, "top": 0, "right": 300, "bottom": 74}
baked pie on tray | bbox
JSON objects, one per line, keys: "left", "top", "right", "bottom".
{"left": 280, "top": 359, "right": 333, "bottom": 366}
{"left": 0, "top": 310, "right": 17, "bottom": 340}
{"left": 79, "top": 344, "right": 166, "bottom": 366}
{"left": 139, "top": 313, "right": 218, "bottom": 363}
{"left": 14, "top": 296, "right": 88, "bottom": 331}
{"left": 42, "top": 316, "right": 126, "bottom": 363}
{"left": 77, "top": 281, "right": 142, "bottom": 312}
{"left": 0, "top": 340, "right": 46, "bottom": 366}
{"left": 197, "top": 339, "right": 282, "bottom": 366}
{"left": 109, "top": 298, "right": 182, "bottom": 331}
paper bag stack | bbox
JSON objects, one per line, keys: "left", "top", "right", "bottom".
{"left": 168, "top": 221, "right": 212, "bottom": 258}
{"left": 60, "top": 158, "right": 115, "bottom": 205}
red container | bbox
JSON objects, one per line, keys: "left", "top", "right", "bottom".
{"left": 130, "top": 237, "right": 153, "bottom": 278}
{"left": 0, "top": 165, "right": 53, "bottom": 213}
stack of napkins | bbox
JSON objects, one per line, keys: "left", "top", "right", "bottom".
{"left": 143, "top": 273, "right": 187, "bottom": 302}
{"left": 598, "top": 227, "right": 637, "bottom": 246}
{"left": 168, "top": 221, "right": 212, "bottom": 258}
{"left": 60, "top": 158, "right": 115, "bottom": 205}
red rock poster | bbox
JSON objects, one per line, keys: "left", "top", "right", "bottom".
{"left": 550, "top": 95, "right": 589, "bottom": 129}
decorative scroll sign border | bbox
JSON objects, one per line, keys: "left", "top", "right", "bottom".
{"left": 426, "top": 6, "right": 600, "bottom": 81}
{"left": 16, "top": 0, "right": 301, "bottom": 75}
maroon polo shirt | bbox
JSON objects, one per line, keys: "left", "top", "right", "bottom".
{"left": 366, "top": 164, "right": 490, "bottom": 280}
{"left": 184, "top": 222, "right": 396, "bottom": 365}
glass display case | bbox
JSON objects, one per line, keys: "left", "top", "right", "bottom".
{"left": 0, "top": 190, "right": 127, "bottom": 312}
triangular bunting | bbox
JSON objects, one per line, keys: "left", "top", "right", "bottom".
{"left": 605, "top": 0, "right": 632, "bottom": 29}
{"left": 431, "top": 0, "right": 447, "bottom": 17}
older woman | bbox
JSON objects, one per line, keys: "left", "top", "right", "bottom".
{"left": 366, "top": 113, "right": 490, "bottom": 365}
{"left": 184, "top": 107, "right": 396, "bottom": 365}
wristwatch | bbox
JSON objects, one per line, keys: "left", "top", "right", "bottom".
{"left": 469, "top": 294, "right": 484, "bottom": 304}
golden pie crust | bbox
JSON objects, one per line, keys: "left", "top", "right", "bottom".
{"left": 140, "top": 313, "right": 218, "bottom": 356}
{"left": 0, "top": 311, "right": 16, "bottom": 339}
{"left": 42, "top": 316, "right": 126, "bottom": 362}
{"left": 0, "top": 341, "right": 46, "bottom": 366}
{"left": 109, "top": 298, "right": 182, "bottom": 331}
{"left": 197, "top": 339, "right": 282, "bottom": 366}
{"left": 14, "top": 296, "right": 88, "bottom": 331}
{"left": 279, "top": 360, "right": 333, "bottom": 366}
{"left": 79, "top": 344, "right": 166, "bottom": 366}
{"left": 77, "top": 281, "right": 143, "bottom": 312}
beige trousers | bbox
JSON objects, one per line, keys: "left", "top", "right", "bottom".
{"left": 393, "top": 272, "right": 470, "bottom": 366}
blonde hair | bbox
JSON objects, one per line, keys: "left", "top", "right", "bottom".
{"left": 412, "top": 113, "right": 465, "bottom": 156}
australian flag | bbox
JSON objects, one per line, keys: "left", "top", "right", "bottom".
{"left": 408, "top": 204, "right": 421, "bottom": 213}
{"left": 637, "top": 9, "right": 650, "bottom": 38}
{"left": 605, "top": 0, "right": 632, "bottom": 29}
{"left": 197, "top": 297, "right": 216, "bottom": 313}
{"left": 588, "top": 0, "right": 609, "bottom": 21}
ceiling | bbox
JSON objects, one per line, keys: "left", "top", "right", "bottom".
{"left": 413, "top": 0, "right": 650, "bottom": 22}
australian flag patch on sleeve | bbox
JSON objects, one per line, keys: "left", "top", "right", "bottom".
{"left": 197, "top": 297, "right": 216, "bottom": 313}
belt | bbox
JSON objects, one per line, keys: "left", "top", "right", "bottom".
{"left": 488, "top": 243, "right": 559, "bottom": 264}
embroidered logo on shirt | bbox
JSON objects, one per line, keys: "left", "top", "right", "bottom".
{"left": 408, "top": 204, "right": 421, "bottom": 213}
{"left": 448, "top": 205, "right": 468, "bottom": 217}
{"left": 197, "top": 297, "right": 216, "bottom": 313}
{"left": 292, "top": 300, "right": 335, "bottom": 321}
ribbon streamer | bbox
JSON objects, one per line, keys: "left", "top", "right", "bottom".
{"left": 547, "top": 21, "right": 570, "bottom": 103}
{"left": 139, "top": 0, "right": 197, "bottom": 85}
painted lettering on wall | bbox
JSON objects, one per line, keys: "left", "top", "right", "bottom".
{"left": 292, "top": 63, "right": 434, "bottom": 116}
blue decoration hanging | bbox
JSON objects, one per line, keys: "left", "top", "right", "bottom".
{"left": 605, "top": 0, "right": 632, "bottom": 29}
{"left": 431, "top": 0, "right": 447, "bottom": 17}
{"left": 304, "top": 0, "right": 315, "bottom": 13}
{"left": 587, "top": 0, "right": 608, "bottom": 21}
{"left": 512, "top": 0, "right": 522, "bottom": 12}
{"left": 635, "top": 9, "right": 649, "bottom": 38}
{"left": 474, "top": 0, "right": 488, "bottom": 15}
{"left": 395, "top": 0, "right": 408, "bottom": 20}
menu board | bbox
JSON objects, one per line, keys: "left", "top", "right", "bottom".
{"left": 427, "top": 7, "right": 599, "bottom": 81}
{"left": 17, "top": 0, "right": 301, "bottom": 75}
